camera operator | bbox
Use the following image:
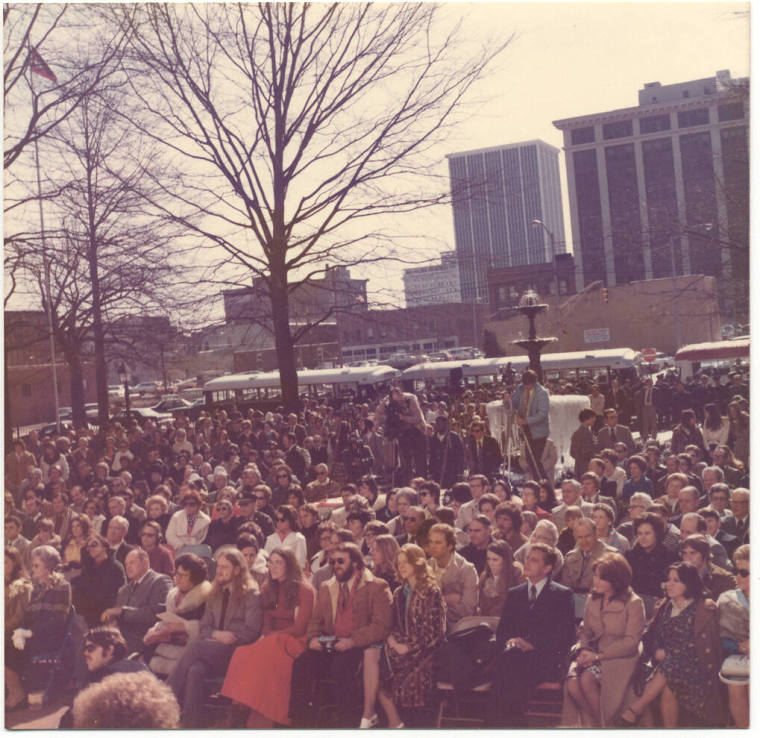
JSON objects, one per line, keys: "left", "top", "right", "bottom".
{"left": 375, "top": 386, "right": 427, "bottom": 485}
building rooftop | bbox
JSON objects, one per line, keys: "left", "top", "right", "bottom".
{"left": 446, "top": 139, "right": 561, "bottom": 159}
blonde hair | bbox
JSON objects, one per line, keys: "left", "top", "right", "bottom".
{"left": 395, "top": 543, "right": 437, "bottom": 591}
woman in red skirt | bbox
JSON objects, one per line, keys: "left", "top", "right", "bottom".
{"left": 221, "top": 547, "right": 314, "bottom": 727}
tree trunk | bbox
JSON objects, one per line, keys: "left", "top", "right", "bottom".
{"left": 68, "top": 351, "right": 87, "bottom": 429}
{"left": 269, "top": 269, "right": 299, "bottom": 412}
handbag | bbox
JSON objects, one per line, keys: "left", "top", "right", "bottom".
{"left": 721, "top": 654, "right": 749, "bottom": 678}
{"left": 631, "top": 654, "right": 654, "bottom": 696}
{"left": 434, "top": 624, "right": 498, "bottom": 689}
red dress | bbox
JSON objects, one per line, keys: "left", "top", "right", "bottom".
{"left": 221, "top": 582, "right": 314, "bottom": 724}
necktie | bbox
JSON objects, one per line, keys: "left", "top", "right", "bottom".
{"left": 340, "top": 582, "right": 350, "bottom": 611}
{"left": 580, "top": 553, "right": 591, "bottom": 585}
{"left": 610, "top": 427, "right": 617, "bottom": 443}
{"left": 219, "top": 588, "right": 231, "bottom": 630}
{"left": 529, "top": 584, "right": 537, "bottom": 606}
{"left": 646, "top": 388, "right": 652, "bottom": 405}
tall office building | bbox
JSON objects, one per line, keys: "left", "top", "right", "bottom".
{"left": 447, "top": 140, "right": 566, "bottom": 302}
{"left": 403, "top": 251, "right": 461, "bottom": 307}
{"left": 553, "top": 70, "right": 748, "bottom": 315}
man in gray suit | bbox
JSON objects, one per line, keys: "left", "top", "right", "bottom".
{"left": 595, "top": 409, "right": 636, "bottom": 454}
{"left": 168, "top": 547, "right": 262, "bottom": 728}
{"left": 101, "top": 548, "right": 171, "bottom": 653}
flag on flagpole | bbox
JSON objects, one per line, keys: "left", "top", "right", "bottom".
{"left": 29, "top": 47, "right": 57, "bottom": 82}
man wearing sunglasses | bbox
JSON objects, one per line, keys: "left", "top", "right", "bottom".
{"left": 290, "top": 542, "right": 392, "bottom": 727}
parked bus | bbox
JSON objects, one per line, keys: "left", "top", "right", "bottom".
{"left": 674, "top": 337, "right": 750, "bottom": 379}
{"left": 399, "top": 348, "right": 641, "bottom": 391}
{"left": 202, "top": 365, "right": 401, "bottom": 412}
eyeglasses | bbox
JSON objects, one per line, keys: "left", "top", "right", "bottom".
{"left": 254, "top": 496, "right": 267, "bottom": 501}
{"left": 736, "top": 568, "right": 750, "bottom": 577}
{"left": 184, "top": 500, "right": 199, "bottom": 507}
{"left": 216, "top": 504, "right": 231, "bottom": 510}
{"left": 275, "top": 516, "right": 286, "bottom": 522}
{"left": 329, "top": 557, "right": 348, "bottom": 566}
{"left": 87, "top": 541, "right": 101, "bottom": 549}
{"left": 83, "top": 643, "right": 98, "bottom": 654}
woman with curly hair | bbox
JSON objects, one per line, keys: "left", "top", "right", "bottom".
{"left": 376, "top": 544, "right": 446, "bottom": 728}
{"left": 5, "top": 545, "right": 71, "bottom": 709}
{"left": 221, "top": 547, "right": 314, "bottom": 727}
{"left": 726, "top": 400, "right": 749, "bottom": 467}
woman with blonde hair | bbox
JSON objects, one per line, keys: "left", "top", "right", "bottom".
{"left": 376, "top": 544, "right": 446, "bottom": 729}
{"left": 359, "top": 534, "right": 401, "bottom": 728}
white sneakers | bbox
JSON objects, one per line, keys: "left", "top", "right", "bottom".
{"left": 359, "top": 714, "right": 379, "bottom": 729}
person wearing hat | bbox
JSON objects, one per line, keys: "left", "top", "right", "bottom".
{"left": 237, "top": 488, "right": 275, "bottom": 538}
{"left": 205, "top": 494, "right": 244, "bottom": 553}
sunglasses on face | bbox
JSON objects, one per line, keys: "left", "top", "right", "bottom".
{"left": 275, "top": 516, "right": 287, "bottom": 522}
{"left": 329, "top": 557, "right": 348, "bottom": 566}
{"left": 87, "top": 542, "right": 101, "bottom": 549}
{"left": 184, "top": 501, "right": 199, "bottom": 507}
{"left": 736, "top": 568, "right": 750, "bottom": 577}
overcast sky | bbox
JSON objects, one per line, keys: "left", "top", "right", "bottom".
{"left": 369, "top": 0, "right": 750, "bottom": 306}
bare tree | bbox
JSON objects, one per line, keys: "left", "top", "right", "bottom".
{"left": 115, "top": 2, "right": 508, "bottom": 409}
{"left": 3, "top": 3, "right": 132, "bottom": 170}
{"left": 6, "top": 82, "right": 183, "bottom": 427}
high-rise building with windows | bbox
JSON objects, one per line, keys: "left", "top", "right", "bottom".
{"left": 403, "top": 251, "right": 461, "bottom": 307}
{"left": 553, "top": 70, "right": 748, "bottom": 316}
{"left": 447, "top": 140, "right": 566, "bottom": 302}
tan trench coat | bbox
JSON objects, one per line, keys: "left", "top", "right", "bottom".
{"left": 561, "top": 590, "right": 646, "bottom": 727}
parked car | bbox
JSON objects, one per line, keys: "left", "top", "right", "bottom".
{"left": 132, "top": 381, "right": 161, "bottom": 396}
{"left": 110, "top": 407, "right": 173, "bottom": 425}
{"left": 151, "top": 396, "right": 191, "bottom": 414}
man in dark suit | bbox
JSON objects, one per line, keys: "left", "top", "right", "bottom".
{"left": 428, "top": 415, "right": 465, "bottom": 488}
{"left": 168, "top": 548, "right": 262, "bottom": 728}
{"left": 595, "top": 409, "right": 636, "bottom": 455}
{"left": 488, "top": 542, "right": 575, "bottom": 727}
{"left": 466, "top": 420, "right": 502, "bottom": 480}
{"left": 570, "top": 409, "right": 597, "bottom": 478}
{"left": 394, "top": 505, "right": 425, "bottom": 547}
{"left": 721, "top": 488, "right": 749, "bottom": 545}
{"left": 101, "top": 548, "right": 172, "bottom": 653}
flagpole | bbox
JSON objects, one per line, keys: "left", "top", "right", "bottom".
{"left": 29, "top": 42, "right": 61, "bottom": 434}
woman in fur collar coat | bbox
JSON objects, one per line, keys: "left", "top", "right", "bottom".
{"left": 143, "top": 553, "right": 212, "bottom": 677}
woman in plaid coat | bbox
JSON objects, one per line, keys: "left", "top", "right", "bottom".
{"left": 377, "top": 544, "right": 446, "bottom": 728}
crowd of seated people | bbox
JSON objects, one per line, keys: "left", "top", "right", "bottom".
{"left": 3, "top": 366, "right": 750, "bottom": 728}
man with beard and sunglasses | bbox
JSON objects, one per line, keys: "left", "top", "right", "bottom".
{"left": 289, "top": 542, "right": 392, "bottom": 727}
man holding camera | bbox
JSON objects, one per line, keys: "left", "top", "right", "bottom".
{"left": 289, "top": 543, "right": 392, "bottom": 727}
{"left": 375, "top": 386, "right": 427, "bottom": 485}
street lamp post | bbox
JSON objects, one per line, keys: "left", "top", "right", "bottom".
{"left": 531, "top": 219, "right": 561, "bottom": 340}
{"left": 669, "top": 235, "right": 682, "bottom": 350}
{"left": 118, "top": 363, "right": 130, "bottom": 422}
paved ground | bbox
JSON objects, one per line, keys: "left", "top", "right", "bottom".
{"left": 5, "top": 694, "right": 70, "bottom": 730}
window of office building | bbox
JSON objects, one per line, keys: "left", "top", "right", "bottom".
{"left": 639, "top": 114, "right": 671, "bottom": 134}
{"left": 677, "top": 108, "right": 709, "bottom": 128}
{"left": 572, "top": 149, "right": 605, "bottom": 285}
{"left": 602, "top": 120, "right": 633, "bottom": 140}
{"left": 680, "top": 132, "right": 720, "bottom": 278}
{"left": 605, "top": 143, "right": 644, "bottom": 284}
{"left": 642, "top": 138, "right": 680, "bottom": 279}
{"left": 718, "top": 102, "right": 745, "bottom": 122}
{"left": 571, "top": 127, "right": 595, "bottom": 145}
